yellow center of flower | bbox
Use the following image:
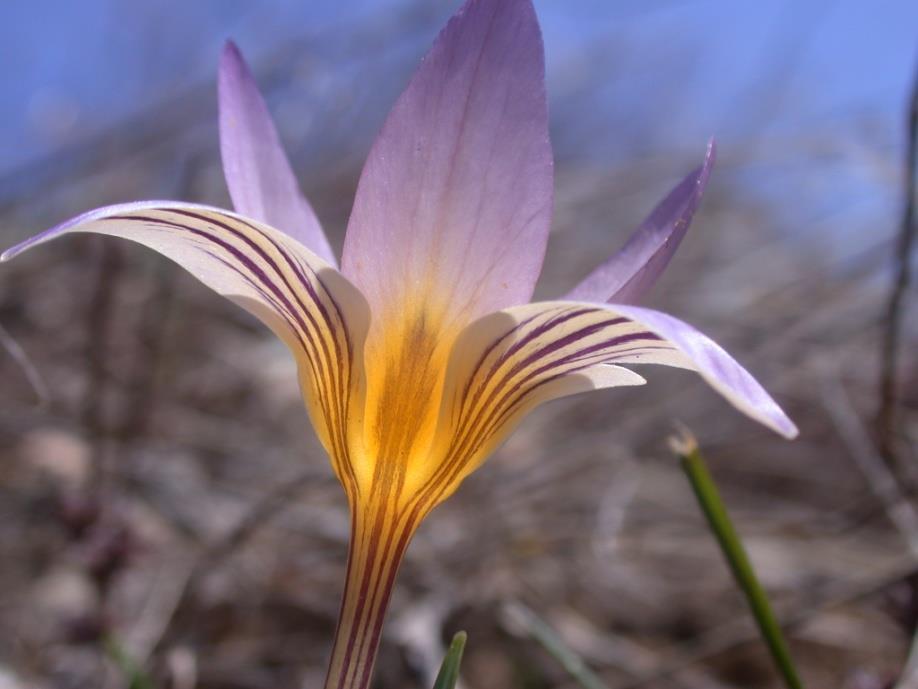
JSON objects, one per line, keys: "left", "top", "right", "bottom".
{"left": 351, "top": 295, "right": 461, "bottom": 503}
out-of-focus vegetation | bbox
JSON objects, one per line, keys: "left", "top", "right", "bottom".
{"left": 0, "top": 1, "right": 916, "bottom": 688}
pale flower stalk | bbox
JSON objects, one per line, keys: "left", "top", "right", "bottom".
{"left": 2, "top": 1, "right": 797, "bottom": 687}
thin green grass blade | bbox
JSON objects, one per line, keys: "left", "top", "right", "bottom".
{"left": 503, "top": 601, "right": 609, "bottom": 689}
{"left": 433, "top": 631, "right": 467, "bottom": 689}
{"left": 671, "top": 429, "right": 804, "bottom": 689}
{"left": 103, "top": 635, "right": 154, "bottom": 689}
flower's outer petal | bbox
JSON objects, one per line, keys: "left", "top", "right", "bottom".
{"left": 2, "top": 201, "right": 368, "bottom": 491}
{"left": 411, "top": 300, "right": 795, "bottom": 505}
{"left": 341, "top": 0, "right": 553, "bottom": 328}
{"left": 563, "top": 140, "right": 716, "bottom": 304}
{"left": 219, "top": 42, "right": 337, "bottom": 266}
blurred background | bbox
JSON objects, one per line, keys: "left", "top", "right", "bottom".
{"left": 1, "top": 1, "right": 917, "bottom": 688}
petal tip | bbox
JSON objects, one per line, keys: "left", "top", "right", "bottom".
{"left": 220, "top": 39, "right": 243, "bottom": 67}
{"left": 776, "top": 414, "right": 799, "bottom": 440}
{"left": 759, "top": 391, "right": 797, "bottom": 440}
{"left": 696, "top": 138, "right": 716, "bottom": 188}
{"left": 749, "top": 391, "right": 798, "bottom": 440}
{"left": 2, "top": 233, "right": 49, "bottom": 262}
{"left": 705, "top": 136, "right": 717, "bottom": 161}
{"left": 219, "top": 40, "right": 251, "bottom": 92}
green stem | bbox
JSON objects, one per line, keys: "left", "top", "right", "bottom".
{"left": 672, "top": 429, "right": 804, "bottom": 689}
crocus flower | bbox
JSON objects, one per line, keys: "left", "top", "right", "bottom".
{"left": 3, "top": 0, "right": 797, "bottom": 686}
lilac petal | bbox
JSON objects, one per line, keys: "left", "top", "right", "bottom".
{"left": 219, "top": 42, "right": 336, "bottom": 266}
{"left": 1, "top": 202, "right": 370, "bottom": 474}
{"left": 341, "top": 0, "right": 553, "bottom": 329}
{"left": 564, "top": 140, "right": 716, "bottom": 304}
{"left": 436, "top": 300, "right": 796, "bottom": 482}
{"left": 607, "top": 303, "right": 797, "bottom": 438}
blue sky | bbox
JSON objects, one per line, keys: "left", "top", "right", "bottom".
{"left": 0, "top": 1, "right": 915, "bottom": 176}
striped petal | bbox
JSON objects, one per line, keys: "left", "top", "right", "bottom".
{"left": 341, "top": 0, "right": 553, "bottom": 333}
{"left": 564, "top": 140, "right": 715, "bottom": 304}
{"left": 219, "top": 42, "right": 337, "bottom": 265}
{"left": 1, "top": 202, "right": 368, "bottom": 487}
{"left": 414, "top": 300, "right": 796, "bottom": 504}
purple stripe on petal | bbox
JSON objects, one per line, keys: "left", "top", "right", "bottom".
{"left": 512, "top": 316, "right": 640, "bottom": 373}
{"left": 491, "top": 307, "right": 600, "bottom": 374}
{"left": 455, "top": 323, "right": 656, "bottom": 458}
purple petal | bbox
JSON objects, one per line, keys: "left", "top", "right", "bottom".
{"left": 564, "top": 140, "right": 716, "bottom": 304}
{"left": 607, "top": 303, "right": 797, "bottom": 438}
{"left": 219, "top": 42, "right": 336, "bottom": 265}
{"left": 341, "top": 0, "right": 553, "bottom": 328}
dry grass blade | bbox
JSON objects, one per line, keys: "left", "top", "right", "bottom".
{"left": 0, "top": 321, "right": 48, "bottom": 405}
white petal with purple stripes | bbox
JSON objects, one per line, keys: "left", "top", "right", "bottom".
{"left": 1, "top": 201, "right": 368, "bottom": 489}
{"left": 419, "top": 299, "right": 796, "bottom": 501}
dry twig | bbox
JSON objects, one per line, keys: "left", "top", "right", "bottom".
{"left": 877, "top": 60, "right": 918, "bottom": 473}
{"left": 821, "top": 374, "right": 918, "bottom": 557}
